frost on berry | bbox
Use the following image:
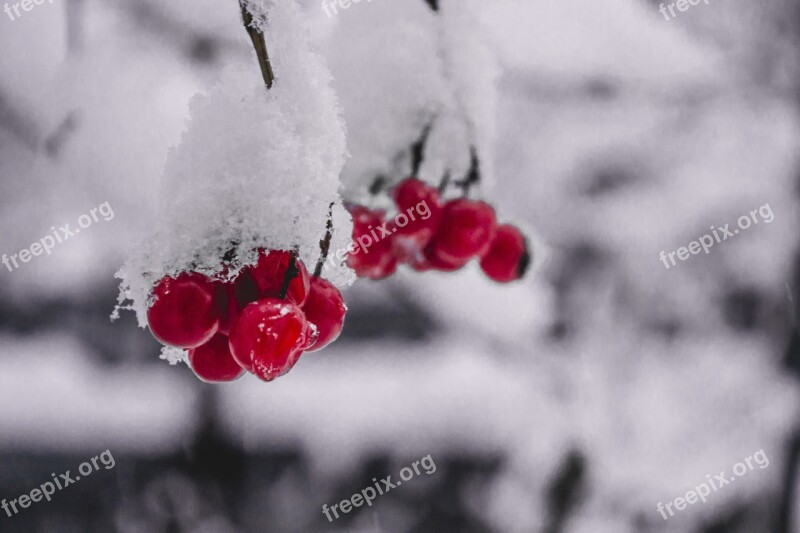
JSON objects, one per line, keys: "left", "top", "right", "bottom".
{"left": 114, "top": 0, "right": 355, "bottom": 358}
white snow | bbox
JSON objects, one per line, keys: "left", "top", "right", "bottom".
{"left": 0, "top": 334, "right": 197, "bottom": 453}
{"left": 320, "top": 0, "right": 501, "bottom": 198}
{"left": 115, "top": 0, "right": 354, "bottom": 328}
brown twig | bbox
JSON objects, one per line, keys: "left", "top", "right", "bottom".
{"left": 279, "top": 249, "right": 300, "bottom": 299}
{"left": 314, "top": 204, "right": 334, "bottom": 278}
{"left": 410, "top": 122, "right": 433, "bottom": 177}
{"left": 438, "top": 170, "right": 451, "bottom": 195}
{"left": 239, "top": 0, "right": 275, "bottom": 89}
{"left": 454, "top": 146, "right": 481, "bottom": 197}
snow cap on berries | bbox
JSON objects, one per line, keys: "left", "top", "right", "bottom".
{"left": 115, "top": 0, "right": 355, "bottom": 337}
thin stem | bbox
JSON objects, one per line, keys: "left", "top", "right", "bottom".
{"left": 314, "top": 204, "right": 334, "bottom": 278}
{"left": 410, "top": 122, "right": 433, "bottom": 177}
{"left": 239, "top": 0, "right": 275, "bottom": 89}
{"left": 279, "top": 249, "right": 300, "bottom": 299}
{"left": 438, "top": 170, "right": 450, "bottom": 195}
{"left": 456, "top": 146, "right": 480, "bottom": 197}
{"left": 368, "top": 176, "right": 387, "bottom": 196}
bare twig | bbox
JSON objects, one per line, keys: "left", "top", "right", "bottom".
{"left": 438, "top": 170, "right": 451, "bottom": 195}
{"left": 454, "top": 146, "right": 480, "bottom": 197}
{"left": 314, "top": 204, "right": 334, "bottom": 278}
{"left": 239, "top": 0, "right": 275, "bottom": 89}
{"left": 279, "top": 249, "right": 300, "bottom": 299}
{"left": 410, "top": 122, "right": 433, "bottom": 177}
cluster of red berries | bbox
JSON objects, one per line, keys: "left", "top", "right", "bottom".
{"left": 346, "top": 177, "right": 530, "bottom": 282}
{"left": 146, "top": 250, "right": 346, "bottom": 383}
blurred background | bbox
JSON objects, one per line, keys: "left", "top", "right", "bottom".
{"left": 1, "top": 0, "right": 799, "bottom": 532}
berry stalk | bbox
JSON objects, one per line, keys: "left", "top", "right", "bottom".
{"left": 438, "top": 170, "right": 450, "bottom": 195}
{"left": 410, "top": 122, "right": 433, "bottom": 177}
{"left": 314, "top": 203, "right": 334, "bottom": 278}
{"left": 279, "top": 249, "right": 300, "bottom": 299}
{"left": 239, "top": 0, "right": 275, "bottom": 89}
{"left": 456, "top": 147, "right": 481, "bottom": 197}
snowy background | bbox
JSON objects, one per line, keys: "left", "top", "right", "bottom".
{"left": 1, "top": 0, "right": 799, "bottom": 532}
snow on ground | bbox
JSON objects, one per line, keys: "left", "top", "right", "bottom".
{"left": 0, "top": 334, "right": 197, "bottom": 453}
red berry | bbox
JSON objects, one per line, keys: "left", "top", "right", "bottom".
{"left": 247, "top": 250, "right": 310, "bottom": 305}
{"left": 188, "top": 333, "right": 246, "bottom": 383}
{"left": 346, "top": 206, "right": 397, "bottom": 280}
{"left": 408, "top": 245, "right": 469, "bottom": 272}
{"left": 393, "top": 177, "right": 438, "bottom": 210}
{"left": 228, "top": 299, "right": 313, "bottom": 382}
{"left": 302, "top": 276, "right": 347, "bottom": 352}
{"left": 479, "top": 224, "right": 531, "bottom": 283}
{"left": 363, "top": 253, "right": 398, "bottom": 280}
{"left": 430, "top": 199, "right": 497, "bottom": 264}
{"left": 391, "top": 178, "right": 442, "bottom": 249}
{"left": 147, "top": 272, "right": 220, "bottom": 348}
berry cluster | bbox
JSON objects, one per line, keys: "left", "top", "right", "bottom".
{"left": 146, "top": 250, "right": 346, "bottom": 383}
{"left": 347, "top": 177, "right": 531, "bottom": 283}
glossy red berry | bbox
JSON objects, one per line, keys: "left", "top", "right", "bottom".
{"left": 228, "top": 299, "right": 313, "bottom": 382}
{"left": 302, "top": 276, "right": 347, "bottom": 352}
{"left": 346, "top": 206, "right": 398, "bottom": 280}
{"left": 391, "top": 178, "right": 442, "bottom": 250}
{"left": 247, "top": 250, "right": 310, "bottom": 305}
{"left": 147, "top": 272, "right": 220, "bottom": 348}
{"left": 363, "top": 252, "right": 398, "bottom": 280}
{"left": 427, "top": 247, "right": 469, "bottom": 272}
{"left": 394, "top": 177, "right": 438, "bottom": 210}
{"left": 188, "top": 333, "right": 246, "bottom": 383}
{"left": 430, "top": 199, "right": 497, "bottom": 264}
{"left": 480, "top": 224, "right": 531, "bottom": 283}
{"left": 407, "top": 244, "right": 469, "bottom": 272}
